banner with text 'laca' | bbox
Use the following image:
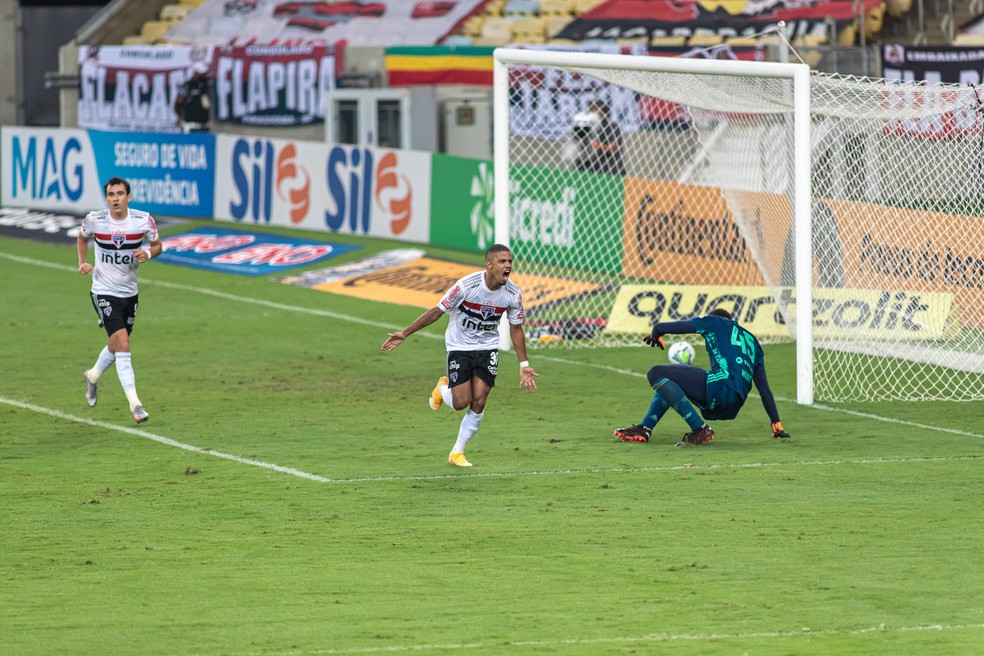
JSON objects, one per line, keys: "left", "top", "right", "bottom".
{"left": 213, "top": 134, "right": 431, "bottom": 243}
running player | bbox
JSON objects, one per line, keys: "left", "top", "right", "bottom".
{"left": 614, "top": 308, "right": 790, "bottom": 446}
{"left": 77, "top": 177, "right": 163, "bottom": 423}
{"left": 381, "top": 244, "right": 539, "bottom": 467}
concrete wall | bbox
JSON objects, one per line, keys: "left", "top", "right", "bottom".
{"left": 0, "top": 0, "right": 18, "bottom": 125}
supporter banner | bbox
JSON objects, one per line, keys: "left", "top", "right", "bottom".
{"left": 87, "top": 131, "right": 215, "bottom": 217}
{"left": 213, "top": 44, "right": 336, "bottom": 126}
{"left": 605, "top": 284, "right": 956, "bottom": 340}
{"left": 558, "top": 0, "right": 878, "bottom": 41}
{"left": 164, "top": 0, "right": 488, "bottom": 47}
{"left": 78, "top": 45, "right": 214, "bottom": 133}
{"left": 881, "top": 44, "right": 984, "bottom": 83}
{"left": 511, "top": 163, "right": 624, "bottom": 274}
{"left": 214, "top": 134, "right": 431, "bottom": 243}
{"left": 157, "top": 226, "right": 360, "bottom": 276}
{"left": 304, "top": 256, "right": 603, "bottom": 310}
{"left": 1, "top": 127, "right": 104, "bottom": 212}
{"left": 386, "top": 46, "right": 496, "bottom": 86}
{"left": 429, "top": 155, "right": 493, "bottom": 252}
{"left": 509, "top": 44, "right": 646, "bottom": 139}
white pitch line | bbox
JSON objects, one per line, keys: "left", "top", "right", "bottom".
{"left": 0, "top": 396, "right": 332, "bottom": 483}
{"left": 2, "top": 395, "right": 980, "bottom": 485}
{"left": 243, "top": 621, "right": 984, "bottom": 655}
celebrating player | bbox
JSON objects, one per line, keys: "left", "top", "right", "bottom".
{"left": 613, "top": 308, "right": 790, "bottom": 446}
{"left": 381, "top": 244, "right": 539, "bottom": 467}
{"left": 77, "top": 177, "right": 163, "bottom": 423}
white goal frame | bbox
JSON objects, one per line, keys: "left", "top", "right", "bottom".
{"left": 492, "top": 48, "right": 815, "bottom": 405}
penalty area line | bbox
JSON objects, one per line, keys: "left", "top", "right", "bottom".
{"left": 2, "top": 396, "right": 982, "bottom": 485}
{"left": 0, "top": 396, "right": 332, "bottom": 483}
{"left": 245, "top": 621, "right": 984, "bottom": 655}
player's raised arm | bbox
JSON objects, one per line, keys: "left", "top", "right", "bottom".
{"left": 381, "top": 306, "right": 444, "bottom": 351}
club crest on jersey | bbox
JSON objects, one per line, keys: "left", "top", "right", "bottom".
{"left": 479, "top": 305, "right": 496, "bottom": 319}
{"left": 112, "top": 233, "right": 126, "bottom": 249}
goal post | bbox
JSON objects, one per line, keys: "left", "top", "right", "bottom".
{"left": 492, "top": 48, "right": 816, "bottom": 404}
{"left": 491, "top": 47, "right": 984, "bottom": 404}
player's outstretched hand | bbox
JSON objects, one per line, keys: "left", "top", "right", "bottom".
{"left": 520, "top": 365, "right": 538, "bottom": 392}
{"left": 381, "top": 332, "right": 406, "bottom": 351}
{"left": 772, "top": 421, "right": 790, "bottom": 439}
{"left": 643, "top": 329, "right": 665, "bottom": 349}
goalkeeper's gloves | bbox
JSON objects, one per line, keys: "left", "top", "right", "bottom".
{"left": 643, "top": 327, "right": 665, "bottom": 349}
{"left": 772, "top": 421, "right": 790, "bottom": 439}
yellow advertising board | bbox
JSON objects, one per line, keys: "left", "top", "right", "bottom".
{"left": 308, "top": 257, "right": 604, "bottom": 310}
{"left": 618, "top": 178, "right": 983, "bottom": 328}
{"left": 606, "top": 284, "right": 956, "bottom": 340}
{"left": 621, "top": 177, "right": 771, "bottom": 285}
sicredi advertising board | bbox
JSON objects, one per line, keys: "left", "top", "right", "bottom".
{"left": 213, "top": 134, "right": 431, "bottom": 243}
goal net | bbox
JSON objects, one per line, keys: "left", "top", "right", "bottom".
{"left": 493, "top": 48, "right": 984, "bottom": 403}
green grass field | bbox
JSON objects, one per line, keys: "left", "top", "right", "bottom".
{"left": 2, "top": 223, "right": 983, "bottom": 655}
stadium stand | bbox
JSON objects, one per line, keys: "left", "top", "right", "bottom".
{"left": 539, "top": 0, "right": 575, "bottom": 16}
{"left": 159, "top": 4, "right": 193, "bottom": 22}
{"left": 513, "top": 16, "right": 548, "bottom": 43}
{"left": 474, "top": 16, "right": 517, "bottom": 45}
{"left": 687, "top": 33, "right": 724, "bottom": 46}
{"left": 504, "top": 0, "right": 541, "bottom": 16}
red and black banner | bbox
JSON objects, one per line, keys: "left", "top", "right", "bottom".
{"left": 557, "top": 0, "right": 879, "bottom": 41}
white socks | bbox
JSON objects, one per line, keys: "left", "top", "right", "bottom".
{"left": 87, "top": 346, "right": 116, "bottom": 382}
{"left": 452, "top": 409, "right": 484, "bottom": 454}
{"left": 114, "top": 352, "right": 142, "bottom": 408}
{"left": 440, "top": 382, "right": 453, "bottom": 408}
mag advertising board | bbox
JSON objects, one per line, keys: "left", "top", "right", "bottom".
{"left": 1, "top": 127, "right": 215, "bottom": 217}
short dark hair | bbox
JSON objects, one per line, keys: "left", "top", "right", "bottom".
{"left": 104, "top": 177, "right": 130, "bottom": 195}
{"left": 709, "top": 308, "right": 733, "bottom": 320}
{"left": 485, "top": 243, "right": 511, "bottom": 261}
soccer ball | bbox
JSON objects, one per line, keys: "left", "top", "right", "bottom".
{"left": 668, "top": 341, "right": 696, "bottom": 365}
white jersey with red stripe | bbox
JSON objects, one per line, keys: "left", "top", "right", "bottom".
{"left": 80, "top": 208, "right": 159, "bottom": 297}
{"left": 438, "top": 271, "right": 525, "bottom": 351}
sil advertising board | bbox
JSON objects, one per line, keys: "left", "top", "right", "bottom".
{"left": 212, "top": 134, "right": 431, "bottom": 243}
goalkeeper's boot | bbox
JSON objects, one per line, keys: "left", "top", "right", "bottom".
{"left": 614, "top": 424, "right": 651, "bottom": 443}
{"left": 131, "top": 404, "right": 149, "bottom": 424}
{"left": 429, "top": 376, "right": 449, "bottom": 410}
{"left": 84, "top": 371, "right": 98, "bottom": 407}
{"left": 448, "top": 451, "right": 472, "bottom": 467}
{"left": 675, "top": 424, "right": 714, "bottom": 447}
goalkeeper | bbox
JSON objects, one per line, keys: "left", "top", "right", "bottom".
{"left": 613, "top": 308, "right": 789, "bottom": 446}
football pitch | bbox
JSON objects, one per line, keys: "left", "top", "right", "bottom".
{"left": 1, "top": 222, "right": 983, "bottom": 656}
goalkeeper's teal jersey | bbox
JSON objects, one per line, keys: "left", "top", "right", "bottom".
{"left": 690, "top": 315, "right": 765, "bottom": 399}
